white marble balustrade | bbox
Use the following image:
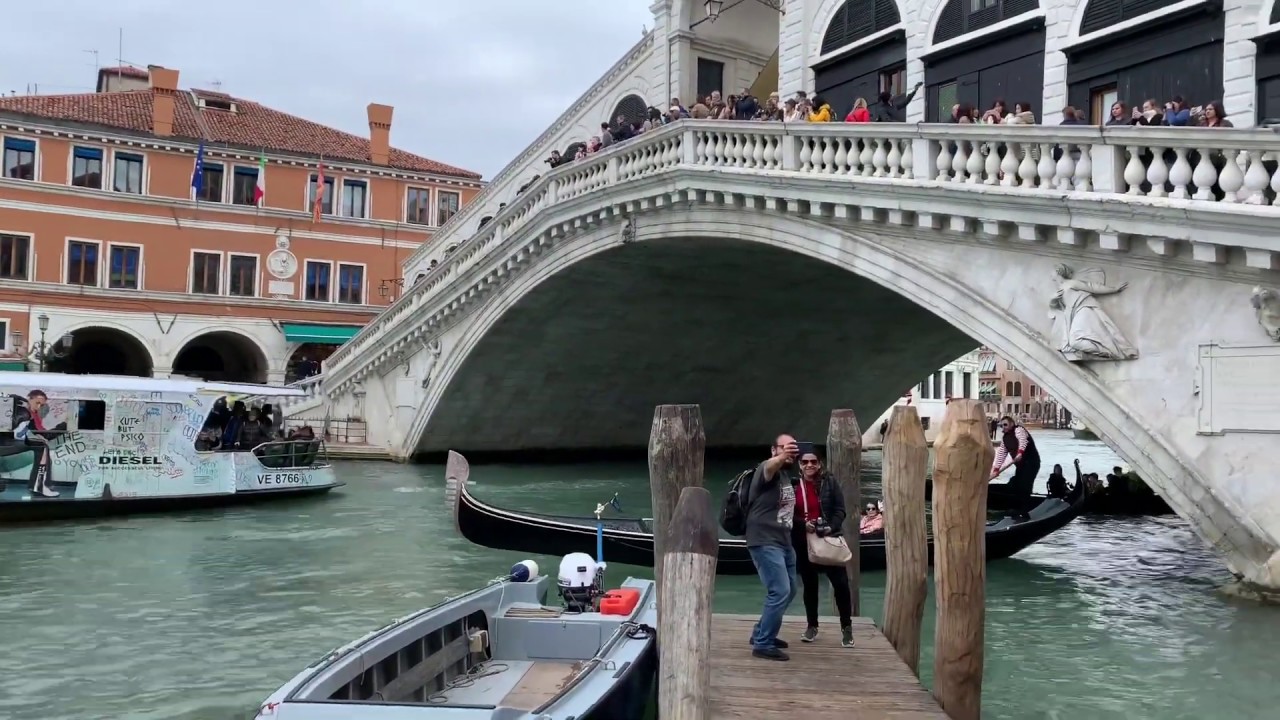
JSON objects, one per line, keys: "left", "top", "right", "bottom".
{"left": 319, "top": 120, "right": 1280, "bottom": 388}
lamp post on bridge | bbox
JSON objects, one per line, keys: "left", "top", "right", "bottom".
{"left": 377, "top": 278, "right": 405, "bottom": 302}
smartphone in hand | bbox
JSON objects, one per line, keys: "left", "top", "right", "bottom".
{"left": 795, "top": 441, "right": 815, "bottom": 457}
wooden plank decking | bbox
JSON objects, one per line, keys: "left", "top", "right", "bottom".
{"left": 709, "top": 614, "right": 947, "bottom": 720}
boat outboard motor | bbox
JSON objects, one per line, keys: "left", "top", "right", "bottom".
{"left": 557, "top": 552, "right": 605, "bottom": 612}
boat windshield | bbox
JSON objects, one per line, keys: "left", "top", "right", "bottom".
{"left": 192, "top": 394, "right": 322, "bottom": 467}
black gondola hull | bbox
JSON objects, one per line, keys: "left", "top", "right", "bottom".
{"left": 446, "top": 453, "right": 1091, "bottom": 575}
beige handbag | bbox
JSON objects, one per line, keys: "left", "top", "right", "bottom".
{"left": 801, "top": 479, "right": 853, "bottom": 567}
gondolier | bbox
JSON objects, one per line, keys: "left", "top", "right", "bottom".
{"left": 991, "top": 415, "right": 1042, "bottom": 519}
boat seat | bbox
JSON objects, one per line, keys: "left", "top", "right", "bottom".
{"left": 499, "top": 660, "right": 582, "bottom": 711}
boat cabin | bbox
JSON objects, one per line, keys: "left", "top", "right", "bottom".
{"left": 0, "top": 372, "right": 332, "bottom": 502}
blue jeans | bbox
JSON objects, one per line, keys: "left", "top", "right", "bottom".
{"left": 748, "top": 544, "right": 797, "bottom": 650}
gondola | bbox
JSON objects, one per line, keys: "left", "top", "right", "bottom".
{"left": 925, "top": 479, "right": 1173, "bottom": 516}
{"left": 445, "top": 451, "right": 1092, "bottom": 575}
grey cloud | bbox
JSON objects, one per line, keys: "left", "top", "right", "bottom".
{"left": 1, "top": 0, "right": 656, "bottom": 178}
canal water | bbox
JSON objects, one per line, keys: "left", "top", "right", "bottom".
{"left": 1, "top": 430, "right": 1278, "bottom": 719}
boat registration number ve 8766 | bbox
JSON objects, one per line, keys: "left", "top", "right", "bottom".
{"left": 252, "top": 471, "right": 313, "bottom": 488}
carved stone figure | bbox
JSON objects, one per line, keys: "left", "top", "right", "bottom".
{"left": 1048, "top": 264, "right": 1138, "bottom": 362}
{"left": 420, "top": 339, "right": 443, "bottom": 389}
{"left": 1251, "top": 286, "right": 1280, "bottom": 341}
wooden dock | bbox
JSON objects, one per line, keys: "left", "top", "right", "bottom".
{"left": 708, "top": 614, "right": 947, "bottom": 719}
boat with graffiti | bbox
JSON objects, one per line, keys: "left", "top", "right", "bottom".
{"left": 0, "top": 372, "right": 342, "bottom": 522}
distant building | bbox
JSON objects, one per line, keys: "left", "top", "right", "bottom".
{"left": 864, "top": 349, "right": 982, "bottom": 444}
{"left": 977, "top": 347, "right": 1062, "bottom": 427}
{"left": 0, "top": 64, "right": 483, "bottom": 382}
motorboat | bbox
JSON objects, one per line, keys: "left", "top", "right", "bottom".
{"left": 446, "top": 454, "right": 1092, "bottom": 575}
{"left": 254, "top": 451, "right": 657, "bottom": 719}
{"left": 0, "top": 372, "right": 342, "bottom": 521}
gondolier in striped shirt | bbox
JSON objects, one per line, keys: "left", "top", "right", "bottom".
{"left": 991, "top": 415, "right": 1042, "bottom": 519}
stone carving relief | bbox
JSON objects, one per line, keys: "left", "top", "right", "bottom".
{"left": 421, "top": 338, "right": 444, "bottom": 389}
{"left": 1048, "top": 264, "right": 1138, "bottom": 362}
{"left": 1250, "top": 287, "right": 1280, "bottom": 342}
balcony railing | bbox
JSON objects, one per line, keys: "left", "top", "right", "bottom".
{"left": 321, "top": 120, "right": 1280, "bottom": 387}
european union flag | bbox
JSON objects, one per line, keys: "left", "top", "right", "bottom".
{"left": 191, "top": 142, "right": 206, "bottom": 196}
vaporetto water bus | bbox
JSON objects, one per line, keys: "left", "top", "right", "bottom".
{"left": 0, "top": 372, "right": 342, "bottom": 522}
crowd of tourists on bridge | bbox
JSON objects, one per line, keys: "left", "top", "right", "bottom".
{"left": 546, "top": 87, "right": 1236, "bottom": 169}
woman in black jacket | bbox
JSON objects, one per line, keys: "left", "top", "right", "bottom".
{"left": 792, "top": 448, "right": 854, "bottom": 647}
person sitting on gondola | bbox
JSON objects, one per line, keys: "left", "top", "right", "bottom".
{"left": 991, "top": 415, "right": 1042, "bottom": 520}
{"left": 1047, "top": 464, "right": 1069, "bottom": 499}
{"left": 859, "top": 502, "right": 883, "bottom": 535}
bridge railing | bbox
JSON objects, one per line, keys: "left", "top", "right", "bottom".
{"left": 320, "top": 120, "right": 1280, "bottom": 389}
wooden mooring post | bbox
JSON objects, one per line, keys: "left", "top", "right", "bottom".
{"left": 932, "top": 399, "right": 995, "bottom": 720}
{"left": 648, "top": 404, "right": 705, "bottom": 591}
{"left": 656, "top": 486, "right": 718, "bottom": 720}
{"left": 827, "top": 408, "right": 862, "bottom": 615}
{"left": 881, "top": 404, "right": 929, "bottom": 675}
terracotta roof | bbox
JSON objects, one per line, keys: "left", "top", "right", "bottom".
{"left": 0, "top": 88, "right": 482, "bottom": 179}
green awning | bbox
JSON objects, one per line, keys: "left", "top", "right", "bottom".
{"left": 282, "top": 323, "right": 362, "bottom": 344}
{"left": 0, "top": 360, "right": 26, "bottom": 371}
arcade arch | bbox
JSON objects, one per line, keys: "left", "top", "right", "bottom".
{"left": 45, "top": 326, "right": 154, "bottom": 377}
{"left": 172, "top": 331, "right": 269, "bottom": 384}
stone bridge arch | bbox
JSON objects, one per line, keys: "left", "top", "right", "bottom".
{"left": 402, "top": 203, "right": 1276, "bottom": 588}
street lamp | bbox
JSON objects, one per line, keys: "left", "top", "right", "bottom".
{"left": 378, "top": 278, "right": 405, "bottom": 300}
{"left": 705, "top": 0, "right": 725, "bottom": 21}
{"left": 30, "top": 313, "right": 73, "bottom": 372}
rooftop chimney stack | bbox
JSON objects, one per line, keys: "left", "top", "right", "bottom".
{"left": 148, "top": 65, "right": 180, "bottom": 137}
{"left": 367, "top": 103, "right": 393, "bottom": 166}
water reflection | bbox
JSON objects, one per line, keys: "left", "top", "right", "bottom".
{"left": 0, "top": 431, "right": 1277, "bottom": 719}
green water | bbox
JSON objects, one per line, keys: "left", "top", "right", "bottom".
{"left": 1, "top": 431, "right": 1278, "bottom": 719}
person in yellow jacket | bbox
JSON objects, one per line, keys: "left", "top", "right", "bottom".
{"left": 807, "top": 95, "right": 832, "bottom": 122}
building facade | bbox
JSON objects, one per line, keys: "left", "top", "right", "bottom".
{"left": 650, "top": 0, "right": 1280, "bottom": 130}
{"left": 978, "top": 346, "right": 1062, "bottom": 425}
{"left": 863, "top": 349, "right": 982, "bottom": 444}
{"left": 0, "top": 64, "right": 483, "bottom": 383}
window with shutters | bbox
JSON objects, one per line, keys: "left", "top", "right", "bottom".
{"left": 1080, "top": 0, "right": 1183, "bottom": 36}
{"left": 932, "top": 0, "right": 1040, "bottom": 45}
{"left": 820, "top": 0, "right": 903, "bottom": 55}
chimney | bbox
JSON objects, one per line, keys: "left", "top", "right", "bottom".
{"left": 367, "top": 103, "right": 393, "bottom": 166}
{"left": 148, "top": 65, "right": 180, "bottom": 137}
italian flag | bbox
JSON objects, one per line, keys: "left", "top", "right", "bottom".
{"left": 253, "top": 151, "right": 267, "bottom": 206}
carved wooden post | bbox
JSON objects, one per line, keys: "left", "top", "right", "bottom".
{"left": 648, "top": 404, "right": 706, "bottom": 593}
{"left": 932, "top": 400, "right": 995, "bottom": 720}
{"left": 881, "top": 404, "right": 929, "bottom": 676}
{"left": 827, "top": 408, "right": 862, "bottom": 615}
{"left": 657, "top": 486, "right": 717, "bottom": 720}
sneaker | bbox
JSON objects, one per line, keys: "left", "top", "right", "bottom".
{"left": 751, "top": 646, "right": 790, "bottom": 661}
{"left": 772, "top": 638, "right": 789, "bottom": 649}
{"left": 801, "top": 625, "right": 819, "bottom": 643}
{"left": 841, "top": 626, "right": 855, "bottom": 648}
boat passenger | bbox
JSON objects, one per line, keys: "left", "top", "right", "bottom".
{"left": 220, "top": 401, "right": 248, "bottom": 449}
{"left": 1046, "top": 464, "right": 1069, "bottom": 499}
{"left": 991, "top": 415, "right": 1042, "bottom": 519}
{"left": 792, "top": 448, "right": 855, "bottom": 648}
{"left": 860, "top": 503, "right": 883, "bottom": 535}
{"left": 745, "top": 433, "right": 800, "bottom": 662}
{"left": 239, "top": 408, "right": 268, "bottom": 449}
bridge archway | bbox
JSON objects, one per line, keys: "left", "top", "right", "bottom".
{"left": 172, "top": 330, "right": 269, "bottom": 383}
{"left": 607, "top": 94, "right": 649, "bottom": 127}
{"left": 923, "top": 0, "right": 1044, "bottom": 122}
{"left": 45, "top": 325, "right": 153, "bottom": 376}
{"left": 407, "top": 204, "right": 1275, "bottom": 586}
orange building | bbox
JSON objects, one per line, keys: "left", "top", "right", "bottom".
{"left": 0, "top": 64, "right": 482, "bottom": 383}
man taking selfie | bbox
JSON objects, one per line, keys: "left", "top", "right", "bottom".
{"left": 746, "top": 433, "right": 800, "bottom": 660}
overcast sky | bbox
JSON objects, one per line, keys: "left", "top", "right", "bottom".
{"left": 0, "top": 0, "right": 656, "bottom": 179}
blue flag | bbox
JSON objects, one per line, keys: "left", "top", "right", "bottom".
{"left": 609, "top": 494, "right": 624, "bottom": 513}
{"left": 191, "top": 142, "right": 205, "bottom": 196}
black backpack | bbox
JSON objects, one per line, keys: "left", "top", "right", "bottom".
{"left": 719, "top": 468, "right": 755, "bottom": 537}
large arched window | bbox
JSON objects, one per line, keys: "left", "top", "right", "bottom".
{"left": 608, "top": 94, "right": 648, "bottom": 126}
{"left": 1005, "top": 381, "right": 1014, "bottom": 396}
{"left": 1273, "top": 0, "right": 1280, "bottom": 24}
{"left": 1080, "top": 0, "right": 1181, "bottom": 36}
{"left": 932, "top": 0, "right": 1040, "bottom": 45}
{"left": 820, "top": 0, "right": 902, "bottom": 55}
{"left": 1013, "top": 381, "right": 1023, "bottom": 397}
